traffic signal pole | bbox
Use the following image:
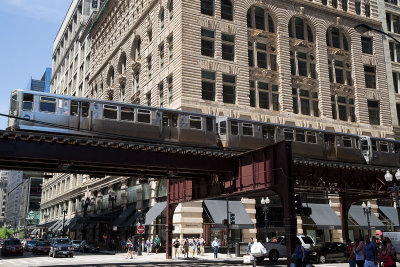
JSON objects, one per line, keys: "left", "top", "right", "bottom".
{"left": 226, "top": 199, "right": 230, "bottom": 256}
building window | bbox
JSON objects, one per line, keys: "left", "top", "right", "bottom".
{"left": 364, "top": 66, "right": 376, "bottom": 89}
{"left": 326, "top": 27, "right": 349, "bottom": 51}
{"left": 258, "top": 82, "right": 279, "bottom": 111}
{"left": 361, "top": 37, "right": 373, "bottom": 54}
{"left": 289, "top": 17, "right": 314, "bottom": 42}
{"left": 159, "top": 43, "right": 164, "bottom": 69}
{"left": 222, "top": 74, "right": 236, "bottom": 104}
{"left": 169, "top": 0, "right": 173, "bottom": 20}
{"left": 292, "top": 88, "right": 319, "bottom": 117}
{"left": 249, "top": 42, "right": 277, "bottom": 71}
{"left": 355, "top": 1, "right": 361, "bottom": 15}
{"left": 159, "top": 83, "right": 164, "bottom": 107}
{"left": 290, "top": 51, "right": 316, "bottom": 78}
{"left": 247, "top": 6, "right": 275, "bottom": 32}
{"left": 248, "top": 42, "right": 254, "bottom": 67}
{"left": 397, "top": 103, "right": 400, "bottom": 125}
{"left": 368, "top": 100, "right": 380, "bottom": 125}
{"left": 332, "top": 0, "right": 338, "bottom": 8}
{"left": 160, "top": 8, "right": 165, "bottom": 30}
{"left": 393, "top": 72, "right": 400, "bottom": 94}
{"left": 147, "top": 56, "right": 152, "bottom": 80}
{"left": 168, "top": 76, "right": 173, "bottom": 104}
{"left": 365, "top": 3, "right": 370, "bottom": 17}
{"left": 202, "top": 70, "right": 216, "bottom": 101}
{"left": 389, "top": 42, "right": 400, "bottom": 62}
{"left": 201, "top": 29, "right": 215, "bottom": 57}
{"left": 221, "top": 0, "right": 233, "bottom": 21}
{"left": 322, "top": 0, "right": 327, "bottom": 5}
{"left": 342, "top": 0, "right": 348, "bottom": 11}
{"left": 168, "top": 35, "right": 173, "bottom": 61}
{"left": 146, "top": 92, "right": 151, "bottom": 106}
{"left": 201, "top": 0, "right": 214, "bottom": 16}
{"left": 148, "top": 29, "right": 153, "bottom": 43}
{"left": 222, "top": 34, "right": 235, "bottom": 61}
{"left": 249, "top": 80, "right": 255, "bottom": 107}
{"left": 331, "top": 95, "right": 356, "bottom": 122}
{"left": 328, "top": 60, "right": 352, "bottom": 85}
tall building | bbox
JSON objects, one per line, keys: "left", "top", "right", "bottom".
{"left": 26, "top": 68, "right": 52, "bottom": 92}
{"left": 42, "top": 0, "right": 398, "bottom": 246}
{"left": 5, "top": 171, "right": 23, "bottom": 229}
{"left": 0, "top": 171, "right": 8, "bottom": 227}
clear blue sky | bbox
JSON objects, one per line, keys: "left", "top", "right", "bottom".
{"left": 0, "top": 0, "right": 72, "bottom": 129}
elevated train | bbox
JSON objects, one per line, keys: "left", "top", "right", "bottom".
{"left": 7, "top": 89, "right": 399, "bottom": 167}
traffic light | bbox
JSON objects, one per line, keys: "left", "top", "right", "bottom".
{"left": 222, "top": 219, "right": 228, "bottom": 225}
{"left": 230, "top": 212, "right": 236, "bottom": 225}
{"left": 294, "top": 194, "right": 303, "bottom": 214}
{"left": 303, "top": 207, "right": 312, "bottom": 217}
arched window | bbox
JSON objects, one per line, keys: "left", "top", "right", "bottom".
{"left": 326, "top": 27, "right": 349, "bottom": 51}
{"left": 107, "top": 67, "right": 115, "bottom": 87}
{"left": 118, "top": 53, "right": 127, "bottom": 75}
{"left": 221, "top": 0, "right": 233, "bottom": 21}
{"left": 288, "top": 17, "right": 314, "bottom": 42}
{"left": 160, "top": 8, "right": 165, "bottom": 30}
{"left": 247, "top": 6, "right": 275, "bottom": 32}
{"left": 131, "top": 38, "right": 141, "bottom": 62}
{"left": 168, "top": 0, "right": 173, "bottom": 20}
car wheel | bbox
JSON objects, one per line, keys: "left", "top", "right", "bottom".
{"left": 269, "top": 250, "right": 279, "bottom": 262}
{"left": 319, "top": 255, "right": 326, "bottom": 264}
{"left": 256, "top": 257, "right": 264, "bottom": 262}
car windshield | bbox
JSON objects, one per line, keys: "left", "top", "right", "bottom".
{"left": 7, "top": 240, "right": 21, "bottom": 245}
{"left": 28, "top": 241, "right": 36, "bottom": 244}
{"left": 37, "top": 242, "right": 50, "bottom": 246}
{"left": 54, "top": 239, "right": 70, "bottom": 245}
{"left": 301, "top": 236, "right": 314, "bottom": 245}
{"left": 269, "top": 236, "right": 284, "bottom": 243}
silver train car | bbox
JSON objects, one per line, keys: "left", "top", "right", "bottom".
{"left": 7, "top": 90, "right": 400, "bottom": 167}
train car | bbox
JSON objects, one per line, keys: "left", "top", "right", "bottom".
{"left": 361, "top": 136, "right": 400, "bottom": 167}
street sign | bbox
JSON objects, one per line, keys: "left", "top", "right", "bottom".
{"left": 137, "top": 225, "right": 145, "bottom": 234}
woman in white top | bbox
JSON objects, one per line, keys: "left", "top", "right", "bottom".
{"left": 355, "top": 238, "right": 365, "bottom": 267}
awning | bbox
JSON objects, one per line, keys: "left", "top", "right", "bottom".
{"left": 349, "top": 205, "right": 385, "bottom": 228}
{"left": 70, "top": 222, "right": 82, "bottom": 231}
{"left": 36, "top": 219, "right": 57, "bottom": 228}
{"left": 65, "top": 217, "right": 80, "bottom": 230}
{"left": 123, "top": 204, "right": 148, "bottom": 228}
{"left": 379, "top": 206, "right": 399, "bottom": 226}
{"left": 203, "top": 200, "right": 254, "bottom": 229}
{"left": 49, "top": 220, "right": 62, "bottom": 232}
{"left": 144, "top": 202, "right": 167, "bottom": 225}
{"left": 307, "top": 203, "right": 341, "bottom": 229}
{"left": 31, "top": 229, "right": 39, "bottom": 235}
{"left": 113, "top": 206, "right": 136, "bottom": 227}
{"left": 86, "top": 209, "right": 122, "bottom": 223}
{"left": 85, "top": 222, "right": 96, "bottom": 229}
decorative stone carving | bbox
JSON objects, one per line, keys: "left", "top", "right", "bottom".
{"left": 291, "top": 76, "right": 319, "bottom": 89}
{"left": 131, "top": 58, "right": 141, "bottom": 71}
{"left": 330, "top": 83, "right": 354, "bottom": 96}
{"left": 249, "top": 68, "right": 279, "bottom": 83}
{"left": 119, "top": 75, "right": 126, "bottom": 87}
{"left": 106, "top": 89, "right": 114, "bottom": 100}
{"left": 289, "top": 38, "right": 315, "bottom": 52}
{"left": 327, "top": 47, "right": 351, "bottom": 59}
{"left": 365, "top": 90, "right": 381, "bottom": 100}
{"left": 131, "top": 90, "right": 141, "bottom": 104}
{"left": 248, "top": 29, "right": 277, "bottom": 45}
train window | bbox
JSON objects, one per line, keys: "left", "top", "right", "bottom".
{"left": 121, "top": 107, "right": 135, "bottom": 121}
{"left": 306, "top": 131, "right": 317, "bottom": 144}
{"left": 295, "top": 130, "right": 305, "bottom": 142}
{"left": 324, "top": 134, "right": 335, "bottom": 145}
{"left": 380, "top": 141, "right": 389, "bottom": 152}
{"left": 138, "top": 109, "right": 151, "bottom": 123}
{"left": 343, "top": 137, "right": 352, "bottom": 148}
{"left": 82, "top": 102, "right": 90, "bottom": 117}
{"left": 22, "top": 94, "right": 34, "bottom": 111}
{"left": 361, "top": 139, "right": 369, "bottom": 151}
{"left": 284, "top": 129, "right": 294, "bottom": 141}
{"left": 162, "top": 113, "right": 169, "bottom": 126}
{"left": 70, "top": 101, "right": 78, "bottom": 116}
{"left": 262, "top": 126, "right": 268, "bottom": 139}
{"left": 39, "top": 96, "right": 57, "bottom": 113}
{"left": 172, "top": 114, "right": 178, "bottom": 127}
{"left": 231, "top": 121, "right": 238, "bottom": 135}
{"left": 220, "top": 121, "right": 227, "bottom": 134}
{"left": 103, "top": 105, "right": 117, "bottom": 120}
{"left": 267, "top": 127, "right": 275, "bottom": 142}
{"left": 243, "top": 123, "right": 253, "bottom": 136}
{"left": 371, "top": 140, "right": 378, "bottom": 151}
{"left": 189, "top": 116, "right": 202, "bottom": 130}
{"left": 206, "top": 117, "right": 214, "bottom": 132}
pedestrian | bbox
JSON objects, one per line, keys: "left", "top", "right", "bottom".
{"left": 380, "top": 240, "right": 396, "bottom": 267}
{"left": 355, "top": 237, "right": 365, "bottom": 267}
{"left": 364, "top": 235, "right": 377, "bottom": 267}
{"left": 154, "top": 235, "right": 160, "bottom": 254}
{"left": 348, "top": 240, "right": 357, "bottom": 267}
{"left": 111, "top": 238, "right": 115, "bottom": 252}
{"left": 211, "top": 237, "right": 219, "bottom": 258}
{"left": 295, "top": 239, "right": 306, "bottom": 267}
{"left": 200, "top": 237, "right": 205, "bottom": 256}
{"left": 173, "top": 237, "right": 180, "bottom": 258}
{"left": 247, "top": 237, "right": 254, "bottom": 254}
{"left": 141, "top": 237, "right": 145, "bottom": 253}
{"left": 146, "top": 237, "right": 152, "bottom": 255}
{"left": 125, "top": 238, "right": 133, "bottom": 259}
{"left": 190, "top": 238, "right": 197, "bottom": 257}
{"left": 183, "top": 238, "right": 189, "bottom": 258}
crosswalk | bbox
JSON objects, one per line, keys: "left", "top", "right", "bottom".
{"left": 0, "top": 255, "right": 110, "bottom": 266}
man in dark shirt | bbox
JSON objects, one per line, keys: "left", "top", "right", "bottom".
{"left": 364, "top": 235, "right": 377, "bottom": 267}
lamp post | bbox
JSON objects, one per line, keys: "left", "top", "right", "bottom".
{"left": 362, "top": 201, "right": 372, "bottom": 238}
{"left": 384, "top": 170, "right": 400, "bottom": 228}
{"left": 82, "top": 197, "right": 91, "bottom": 241}
{"left": 261, "top": 197, "right": 271, "bottom": 242}
{"left": 43, "top": 212, "right": 49, "bottom": 240}
{"left": 61, "top": 208, "right": 68, "bottom": 237}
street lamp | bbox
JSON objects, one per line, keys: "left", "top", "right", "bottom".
{"left": 362, "top": 201, "right": 372, "bottom": 238}
{"left": 261, "top": 197, "right": 271, "bottom": 242}
{"left": 82, "top": 197, "right": 91, "bottom": 241}
{"left": 384, "top": 170, "right": 400, "bottom": 228}
{"left": 61, "top": 208, "right": 68, "bottom": 237}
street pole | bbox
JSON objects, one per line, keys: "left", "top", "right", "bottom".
{"left": 362, "top": 201, "right": 372, "bottom": 239}
{"left": 385, "top": 170, "right": 400, "bottom": 228}
{"left": 226, "top": 199, "right": 230, "bottom": 256}
{"left": 62, "top": 208, "right": 67, "bottom": 237}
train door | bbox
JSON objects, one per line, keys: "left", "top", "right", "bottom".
{"left": 69, "top": 101, "right": 90, "bottom": 131}
{"left": 324, "top": 134, "right": 336, "bottom": 159}
{"left": 359, "top": 136, "right": 371, "bottom": 164}
{"left": 161, "top": 112, "right": 178, "bottom": 140}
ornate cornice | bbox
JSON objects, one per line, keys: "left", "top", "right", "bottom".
{"left": 330, "top": 83, "right": 354, "bottom": 96}
{"left": 289, "top": 38, "right": 315, "bottom": 53}
{"left": 291, "top": 76, "right": 319, "bottom": 89}
{"left": 249, "top": 68, "right": 279, "bottom": 83}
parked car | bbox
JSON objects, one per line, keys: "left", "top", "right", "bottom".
{"left": 32, "top": 241, "right": 51, "bottom": 255}
{"left": 70, "top": 240, "right": 82, "bottom": 251}
{"left": 24, "top": 240, "right": 37, "bottom": 252}
{"left": 307, "top": 242, "right": 347, "bottom": 264}
{"left": 1, "top": 239, "right": 23, "bottom": 257}
{"left": 20, "top": 239, "right": 26, "bottom": 247}
{"left": 258, "top": 235, "right": 315, "bottom": 262}
{"left": 49, "top": 238, "right": 73, "bottom": 258}
{"left": 79, "top": 240, "right": 100, "bottom": 253}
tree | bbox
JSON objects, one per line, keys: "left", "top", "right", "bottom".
{"left": 0, "top": 227, "right": 15, "bottom": 239}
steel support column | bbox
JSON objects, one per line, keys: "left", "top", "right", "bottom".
{"left": 340, "top": 197, "right": 350, "bottom": 242}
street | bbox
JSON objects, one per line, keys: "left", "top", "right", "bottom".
{"left": 0, "top": 251, "right": 353, "bottom": 267}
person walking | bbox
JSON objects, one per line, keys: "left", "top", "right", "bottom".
{"left": 154, "top": 235, "right": 160, "bottom": 254}
{"left": 196, "top": 238, "right": 201, "bottom": 255}
{"left": 212, "top": 237, "right": 219, "bottom": 259}
{"left": 355, "top": 237, "right": 365, "bottom": 267}
{"left": 183, "top": 238, "right": 189, "bottom": 258}
{"left": 200, "top": 237, "right": 205, "bottom": 256}
{"left": 348, "top": 240, "right": 357, "bottom": 267}
{"left": 125, "top": 238, "right": 133, "bottom": 259}
{"left": 145, "top": 237, "right": 152, "bottom": 255}
{"left": 190, "top": 238, "right": 197, "bottom": 258}
{"left": 364, "top": 236, "right": 377, "bottom": 267}
{"left": 295, "top": 239, "right": 306, "bottom": 267}
{"left": 173, "top": 237, "right": 180, "bottom": 258}
{"left": 247, "top": 237, "right": 254, "bottom": 254}
{"left": 380, "top": 240, "right": 396, "bottom": 267}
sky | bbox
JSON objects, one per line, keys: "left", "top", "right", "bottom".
{"left": 0, "top": 0, "right": 72, "bottom": 129}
